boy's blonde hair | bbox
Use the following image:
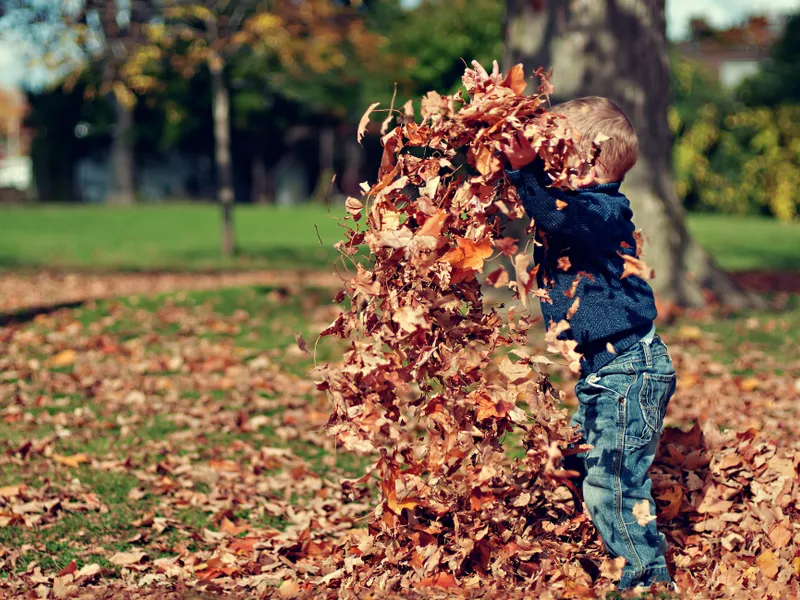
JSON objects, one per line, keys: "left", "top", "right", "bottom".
{"left": 551, "top": 96, "right": 639, "bottom": 182}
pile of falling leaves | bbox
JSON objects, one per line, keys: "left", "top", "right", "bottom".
{"left": 312, "top": 63, "right": 800, "bottom": 598}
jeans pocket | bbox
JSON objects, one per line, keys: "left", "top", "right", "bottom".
{"left": 638, "top": 372, "right": 676, "bottom": 436}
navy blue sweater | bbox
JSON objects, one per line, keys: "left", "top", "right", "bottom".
{"left": 507, "top": 161, "right": 657, "bottom": 375}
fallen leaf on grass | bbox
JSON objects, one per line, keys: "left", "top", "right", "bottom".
{"left": 52, "top": 453, "right": 90, "bottom": 468}
{"left": 109, "top": 551, "right": 148, "bottom": 567}
{"left": 48, "top": 349, "right": 77, "bottom": 367}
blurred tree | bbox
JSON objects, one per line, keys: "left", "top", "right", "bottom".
{"left": 1, "top": 0, "right": 155, "bottom": 205}
{"left": 738, "top": 13, "right": 800, "bottom": 106}
{"left": 387, "top": 0, "right": 503, "bottom": 97}
{"left": 671, "top": 57, "right": 800, "bottom": 222}
{"left": 125, "top": 0, "right": 387, "bottom": 256}
{"left": 504, "top": 0, "right": 756, "bottom": 308}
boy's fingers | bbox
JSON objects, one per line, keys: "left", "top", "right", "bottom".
{"left": 471, "top": 60, "right": 489, "bottom": 80}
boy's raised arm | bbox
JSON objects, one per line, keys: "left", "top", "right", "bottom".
{"left": 505, "top": 158, "right": 631, "bottom": 246}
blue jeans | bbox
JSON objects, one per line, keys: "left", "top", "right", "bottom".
{"left": 570, "top": 334, "right": 676, "bottom": 589}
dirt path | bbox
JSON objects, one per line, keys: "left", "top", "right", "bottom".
{"left": 0, "top": 270, "right": 346, "bottom": 315}
{"left": 1, "top": 268, "right": 797, "bottom": 317}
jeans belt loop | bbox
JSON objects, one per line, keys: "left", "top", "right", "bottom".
{"left": 642, "top": 335, "right": 653, "bottom": 367}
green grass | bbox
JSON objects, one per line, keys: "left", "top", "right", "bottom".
{"left": 0, "top": 203, "right": 347, "bottom": 271}
{"left": 686, "top": 214, "right": 800, "bottom": 271}
{"left": 1, "top": 204, "right": 798, "bottom": 273}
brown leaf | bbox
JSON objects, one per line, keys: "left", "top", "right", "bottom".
{"left": 295, "top": 334, "right": 309, "bottom": 354}
{"left": 57, "top": 560, "right": 78, "bottom": 577}
{"left": 557, "top": 256, "right": 571, "bottom": 271}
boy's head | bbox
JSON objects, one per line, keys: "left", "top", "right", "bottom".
{"left": 550, "top": 96, "right": 638, "bottom": 184}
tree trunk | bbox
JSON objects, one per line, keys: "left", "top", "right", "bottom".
{"left": 210, "top": 58, "right": 235, "bottom": 257}
{"left": 107, "top": 96, "right": 135, "bottom": 206}
{"left": 504, "top": 0, "right": 758, "bottom": 308}
{"left": 313, "top": 125, "right": 336, "bottom": 203}
{"left": 251, "top": 154, "right": 270, "bottom": 204}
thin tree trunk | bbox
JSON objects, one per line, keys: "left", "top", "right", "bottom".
{"left": 342, "top": 134, "right": 363, "bottom": 197}
{"left": 313, "top": 126, "right": 336, "bottom": 203}
{"left": 504, "top": 0, "right": 759, "bottom": 308}
{"left": 251, "top": 154, "right": 270, "bottom": 204}
{"left": 210, "top": 57, "right": 235, "bottom": 257}
{"left": 107, "top": 96, "right": 135, "bottom": 206}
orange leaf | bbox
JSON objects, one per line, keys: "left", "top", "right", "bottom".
{"left": 440, "top": 237, "right": 492, "bottom": 272}
{"left": 418, "top": 572, "right": 458, "bottom": 589}
{"left": 208, "top": 459, "right": 240, "bottom": 472}
{"left": 49, "top": 349, "right": 77, "bottom": 367}
{"left": 502, "top": 64, "right": 527, "bottom": 96}
{"left": 220, "top": 518, "right": 248, "bottom": 536}
{"left": 416, "top": 209, "right": 447, "bottom": 238}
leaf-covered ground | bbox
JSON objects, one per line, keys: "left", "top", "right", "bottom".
{"left": 1, "top": 286, "right": 799, "bottom": 598}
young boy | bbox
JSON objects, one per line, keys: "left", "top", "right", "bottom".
{"left": 504, "top": 96, "right": 677, "bottom": 590}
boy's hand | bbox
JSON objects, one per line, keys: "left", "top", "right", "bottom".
{"left": 502, "top": 129, "right": 537, "bottom": 170}
{"left": 469, "top": 60, "right": 503, "bottom": 86}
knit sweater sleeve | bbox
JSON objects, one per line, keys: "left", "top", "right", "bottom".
{"left": 506, "top": 160, "right": 631, "bottom": 245}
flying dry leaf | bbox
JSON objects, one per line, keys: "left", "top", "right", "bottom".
{"left": 566, "top": 297, "right": 580, "bottom": 320}
{"left": 415, "top": 209, "right": 447, "bottom": 238}
{"left": 632, "top": 500, "right": 656, "bottom": 526}
{"left": 555, "top": 199, "right": 568, "bottom": 211}
{"left": 502, "top": 63, "right": 527, "bottom": 96}
{"left": 440, "top": 237, "right": 493, "bottom": 272}
{"left": 486, "top": 266, "right": 510, "bottom": 288}
{"left": 345, "top": 197, "right": 363, "bottom": 220}
{"left": 296, "top": 334, "right": 309, "bottom": 354}
{"left": 617, "top": 252, "right": 654, "bottom": 280}
{"left": 557, "top": 256, "right": 571, "bottom": 271}
{"left": 357, "top": 102, "right": 380, "bottom": 145}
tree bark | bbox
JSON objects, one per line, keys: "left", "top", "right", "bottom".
{"left": 504, "top": 0, "right": 758, "bottom": 308}
{"left": 107, "top": 96, "right": 135, "bottom": 206}
{"left": 210, "top": 57, "right": 235, "bottom": 257}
